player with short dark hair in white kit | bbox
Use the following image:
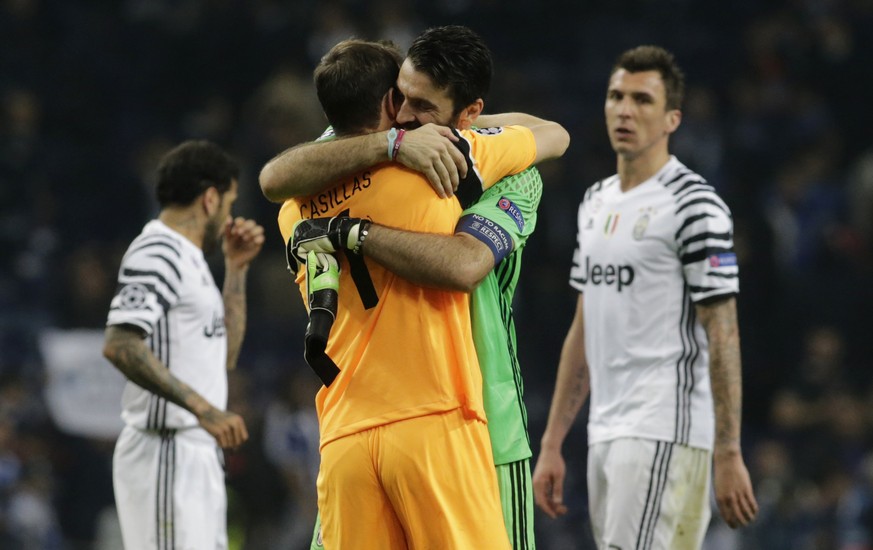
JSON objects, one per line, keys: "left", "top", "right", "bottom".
{"left": 533, "top": 46, "right": 759, "bottom": 550}
{"left": 103, "top": 140, "right": 264, "bottom": 550}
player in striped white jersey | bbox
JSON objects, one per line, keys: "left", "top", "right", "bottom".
{"left": 533, "top": 46, "right": 758, "bottom": 550}
{"left": 103, "top": 140, "right": 264, "bottom": 550}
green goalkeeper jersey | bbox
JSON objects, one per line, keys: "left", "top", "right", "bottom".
{"left": 460, "top": 167, "right": 543, "bottom": 465}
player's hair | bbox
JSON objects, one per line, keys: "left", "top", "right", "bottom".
{"left": 314, "top": 39, "right": 403, "bottom": 136}
{"left": 612, "top": 45, "right": 685, "bottom": 111}
{"left": 406, "top": 25, "right": 492, "bottom": 117}
{"left": 155, "top": 140, "right": 239, "bottom": 207}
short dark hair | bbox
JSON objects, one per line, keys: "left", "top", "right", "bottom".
{"left": 314, "top": 39, "right": 403, "bottom": 135}
{"left": 612, "top": 45, "right": 685, "bottom": 111}
{"left": 155, "top": 140, "right": 239, "bottom": 207}
{"left": 406, "top": 25, "right": 492, "bottom": 117}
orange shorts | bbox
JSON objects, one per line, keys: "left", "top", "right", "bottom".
{"left": 317, "top": 408, "right": 511, "bottom": 549}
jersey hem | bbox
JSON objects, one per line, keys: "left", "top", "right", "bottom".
{"left": 319, "top": 401, "right": 485, "bottom": 450}
{"left": 588, "top": 431, "right": 713, "bottom": 452}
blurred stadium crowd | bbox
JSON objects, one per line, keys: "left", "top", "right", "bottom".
{"left": 2, "top": 0, "right": 873, "bottom": 548}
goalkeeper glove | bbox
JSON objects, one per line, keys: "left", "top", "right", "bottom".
{"left": 288, "top": 216, "right": 371, "bottom": 265}
{"left": 303, "top": 250, "right": 341, "bottom": 387}
{"left": 305, "top": 250, "right": 339, "bottom": 329}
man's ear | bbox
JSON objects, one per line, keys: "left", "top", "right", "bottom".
{"left": 385, "top": 88, "right": 398, "bottom": 121}
{"left": 202, "top": 186, "right": 220, "bottom": 216}
{"left": 665, "top": 109, "right": 682, "bottom": 135}
{"left": 456, "top": 98, "right": 484, "bottom": 130}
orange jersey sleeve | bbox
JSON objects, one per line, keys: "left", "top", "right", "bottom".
{"left": 459, "top": 125, "right": 536, "bottom": 190}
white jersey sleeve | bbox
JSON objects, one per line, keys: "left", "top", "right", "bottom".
{"left": 669, "top": 173, "right": 739, "bottom": 303}
{"left": 107, "top": 231, "right": 184, "bottom": 334}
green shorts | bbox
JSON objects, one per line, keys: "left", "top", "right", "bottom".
{"left": 497, "top": 459, "right": 536, "bottom": 550}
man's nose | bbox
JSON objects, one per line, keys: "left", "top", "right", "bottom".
{"left": 617, "top": 97, "right": 633, "bottom": 117}
{"left": 396, "top": 101, "right": 416, "bottom": 125}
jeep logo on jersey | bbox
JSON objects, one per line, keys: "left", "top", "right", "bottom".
{"left": 473, "top": 126, "right": 503, "bottom": 135}
{"left": 203, "top": 313, "right": 226, "bottom": 338}
{"left": 578, "top": 256, "right": 635, "bottom": 291}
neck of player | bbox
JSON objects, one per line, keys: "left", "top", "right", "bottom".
{"left": 616, "top": 144, "right": 671, "bottom": 193}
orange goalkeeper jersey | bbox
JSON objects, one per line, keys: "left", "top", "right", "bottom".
{"left": 278, "top": 125, "right": 536, "bottom": 448}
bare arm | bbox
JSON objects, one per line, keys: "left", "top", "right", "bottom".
{"left": 696, "top": 296, "right": 759, "bottom": 528}
{"left": 476, "top": 112, "right": 570, "bottom": 165}
{"left": 260, "top": 132, "right": 389, "bottom": 202}
{"left": 259, "top": 125, "right": 467, "bottom": 202}
{"left": 222, "top": 217, "right": 265, "bottom": 371}
{"left": 223, "top": 263, "right": 247, "bottom": 371}
{"left": 362, "top": 224, "right": 493, "bottom": 292}
{"left": 532, "top": 293, "right": 590, "bottom": 518}
{"left": 102, "top": 325, "right": 248, "bottom": 448}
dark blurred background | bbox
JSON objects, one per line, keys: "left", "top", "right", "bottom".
{"left": 2, "top": 0, "right": 873, "bottom": 548}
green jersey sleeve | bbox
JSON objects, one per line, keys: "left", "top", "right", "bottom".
{"left": 463, "top": 167, "right": 543, "bottom": 465}
{"left": 456, "top": 167, "right": 543, "bottom": 264}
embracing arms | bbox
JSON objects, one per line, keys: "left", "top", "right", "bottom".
{"left": 259, "top": 113, "right": 569, "bottom": 202}
{"left": 260, "top": 125, "right": 468, "bottom": 202}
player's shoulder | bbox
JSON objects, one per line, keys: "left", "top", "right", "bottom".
{"left": 582, "top": 174, "right": 619, "bottom": 204}
{"left": 459, "top": 125, "right": 528, "bottom": 139}
{"left": 457, "top": 125, "right": 534, "bottom": 150}
{"left": 124, "top": 223, "right": 184, "bottom": 261}
{"left": 653, "top": 157, "right": 732, "bottom": 217}
{"left": 119, "top": 221, "right": 192, "bottom": 279}
{"left": 656, "top": 158, "right": 722, "bottom": 200}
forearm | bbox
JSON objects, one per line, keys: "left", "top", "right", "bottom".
{"left": 103, "top": 326, "right": 215, "bottom": 418}
{"left": 697, "top": 297, "right": 744, "bottom": 457}
{"left": 476, "top": 112, "right": 569, "bottom": 165}
{"left": 223, "top": 264, "right": 249, "bottom": 371}
{"left": 541, "top": 296, "right": 589, "bottom": 451}
{"left": 362, "top": 225, "right": 492, "bottom": 292}
{"left": 259, "top": 132, "right": 389, "bottom": 202}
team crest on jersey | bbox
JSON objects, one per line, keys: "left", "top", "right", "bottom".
{"left": 590, "top": 196, "right": 603, "bottom": 215}
{"left": 118, "top": 283, "right": 149, "bottom": 310}
{"left": 603, "top": 212, "right": 620, "bottom": 237}
{"left": 632, "top": 207, "right": 656, "bottom": 240}
{"left": 473, "top": 126, "right": 503, "bottom": 135}
{"left": 497, "top": 196, "right": 525, "bottom": 230}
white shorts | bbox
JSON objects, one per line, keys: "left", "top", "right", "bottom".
{"left": 113, "top": 425, "right": 227, "bottom": 550}
{"left": 587, "top": 438, "right": 711, "bottom": 550}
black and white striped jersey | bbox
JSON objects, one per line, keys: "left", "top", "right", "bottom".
{"left": 569, "top": 156, "right": 738, "bottom": 451}
{"left": 106, "top": 220, "right": 227, "bottom": 431}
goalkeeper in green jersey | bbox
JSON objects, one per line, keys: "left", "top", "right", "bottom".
{"left": 261, "top": 26, "right": 568, "bottom": 550}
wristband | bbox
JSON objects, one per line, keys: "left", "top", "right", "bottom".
{"left": 353, "top": 220, "right": 372, "bottom": 255}
{"left": 386, "top": 128, "right": 406, "bottom": 161}
{"left": 391, "top": 129, "right": 405, "bottom": 160}
{"left": 386, "top": 128, "right": 398, "bottom": 160}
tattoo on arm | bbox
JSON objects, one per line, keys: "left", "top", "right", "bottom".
{"left": 697, "top": 297, "right": 743, "bottom": 451}
{"left": 542, "top": 296, "right": 590, "bottom": 448}
{"left": 223, "top": 267, "right": 248, "bottom": 371}
{"left": 103, "top": 326, "right": 211, "bottom": 417}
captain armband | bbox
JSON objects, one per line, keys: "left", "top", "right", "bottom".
{"left": 455, "top": 214, "right": 513, "bottom": 265}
